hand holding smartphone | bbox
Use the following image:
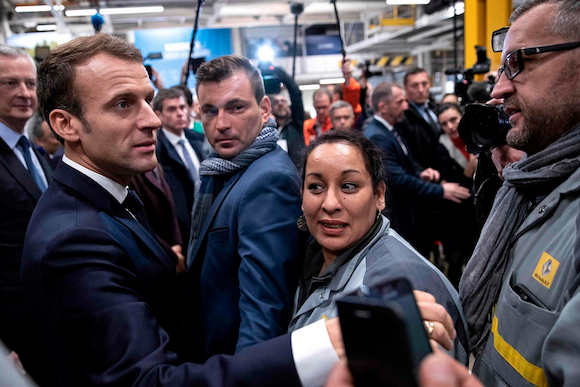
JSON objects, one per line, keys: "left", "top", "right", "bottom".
{"left": 337, "top": 277, "right": 432, "bottom": 387}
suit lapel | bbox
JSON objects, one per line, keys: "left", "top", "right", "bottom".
{"left": 159, "top": 130, "right": 187, "bottom": 170}
{"left": 408, "top": 103, "right": 432, "bottom": 128}
{"left": 185, "top": 130, "right": 206, "bottom": 161}
{"left": 188, "top": 171, "right": 243, "bottom": 268}
{"left": 0, "top": 138, "right": 43, "bottom": 201}
{"left": 52, "top": 164, "right": 175, "bottom": 276}
{"left": 374, "top": 119, "right": 407, "bottom": 160}
{"left": 115, "top": 214, "right": 175, "bottom": 275}
{"left": 408, "top": 103, "right": 439, "bottom": 138}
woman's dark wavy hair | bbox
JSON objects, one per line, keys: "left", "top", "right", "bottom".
{"left": 300, "top": 130, "right": 386, "bottom": 193}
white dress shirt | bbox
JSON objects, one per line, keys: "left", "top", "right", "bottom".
{"left": 61, "top": 154, "right": 128, "bottom": 204}
{"left": 161, "top": 128, "right": 201, "bottom": 174}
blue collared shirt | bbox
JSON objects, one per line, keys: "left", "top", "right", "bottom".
{"left": 0, "top": 121, "right": 49, "bottom": 188}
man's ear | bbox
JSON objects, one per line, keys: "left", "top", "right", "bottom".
{"left": 376, "top": 101, "right": 385, "bottom": 114}
{"left": 155, "top": 110, "right": 162, "bottom": 119}
{"left": 260, "top": 96, "right": 271, "bottom": 124}
{"left": 49, "top": 109, "right": 81, "bottom": 143}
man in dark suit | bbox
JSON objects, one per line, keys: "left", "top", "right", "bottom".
{"left": 396, "top": 68, "right": 441, "bottom": 171}
{"left": 395, "top": 68, "right": 454, "bottom": 257}
{"left": 184, "top": 55, "right": 303, "bottom": 361}
{"left": 154, "top": 88, "right": 206, "bottom": 250}
{"left": 364, "top": 82, "right": 470, "bottom": 250}
{"left": 0, "top": 44, "right": 57, "bottom": 386}
{"left": 22, "top": 34, "right": 343, "bottom": 387}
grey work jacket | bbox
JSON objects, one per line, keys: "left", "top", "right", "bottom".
{"left": 288, "top": 216, "right": 469, "bottom": 363}
{"left": 474, "top": 167, "right": 580, "bottom": 387}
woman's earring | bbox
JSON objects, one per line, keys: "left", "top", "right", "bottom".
{"left": 297, "top": 214, "right": 309, "bottom": 232}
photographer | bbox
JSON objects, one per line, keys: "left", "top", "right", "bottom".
{"left": 330, "top": 1, "right": 580, "bottom": 386}
{"left": 268, "top": 66, "right": 305, "bottom": 167}
{"left": 459, "top": 1, "right": 580, "bottom": 386}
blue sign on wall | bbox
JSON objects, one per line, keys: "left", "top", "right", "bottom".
{"left": 304, "top": 35, "right": 342, "bottom": 56}
{"left": 134, "top": 27, "right": 232, "bottom": 91}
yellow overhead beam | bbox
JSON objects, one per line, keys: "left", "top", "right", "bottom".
{"left": 464, "top": 0, "right": 512, "bottom": 79}
{"left": 464, "top": 0, "right": 487, "bottom": 74}
{"left": 486, "top": 0, "right": 512, "bottom": 70}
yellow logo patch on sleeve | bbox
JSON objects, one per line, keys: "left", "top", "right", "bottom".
{"left": 533, "top": 252, "right": 560, "bottom": 289}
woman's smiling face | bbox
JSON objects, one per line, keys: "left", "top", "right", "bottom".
{"left": 302, "top": 142, "right": 385, "bottom": 262}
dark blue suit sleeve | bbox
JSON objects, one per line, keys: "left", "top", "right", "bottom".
{"left": 369, "top": 131, "right": 443, "bottom": 199}
{"left": 235, "top": 168, "right": 302, "bottom": 352}
{"left": 23, "top": 225, "right": 300, "bottom": 387}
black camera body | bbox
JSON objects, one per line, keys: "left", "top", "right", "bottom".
{"left": 458, "top": 103, "right": 512, "bottom": 154}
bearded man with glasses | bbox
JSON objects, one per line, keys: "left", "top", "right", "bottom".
{"left": 457, "top": 0, "right": 580, "bottom": 386}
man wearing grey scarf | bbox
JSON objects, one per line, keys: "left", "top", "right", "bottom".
{"left": 459, "top": 1, "right": 580, "bottom": 386}
{"left": 181, "top": 55, "right": 303, "bottom": 363}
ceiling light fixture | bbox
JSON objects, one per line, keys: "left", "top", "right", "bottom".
{"left": 386, "top": 0, "right": 430, "bottom": 5}
{"left": 102, "top": 6, "right": 164, "bottom": 15}
{"left": 299, "top": 84, "right": 321, "bottom": 91}
{"left": 36, "top": 24, "right": 58, "bottom": 31}
{"left": 15, "top": 5, "right": 52, "bottom": 13}
{"left": 65, "top": 6, "right": 164, "bottom": 17}
{"left": 65, "top": 9, "right": 97, "bottom": 16}
{"left": 319, "top": 77, "right": 345, "bottom": 85}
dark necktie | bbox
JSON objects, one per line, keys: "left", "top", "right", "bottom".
{"left": 123, "top": 189, "right": 155, "bottom": 237}
{"left": 391, "top": 128, "right": 408, "bottom": 156}
{"left": 17, "top": 136, "right": 47, "bottom": 192}
{"left": 423, "top": 105, "right": 440, "bottom": 133}
{"left": 178, "top": 139, "right": 199, "bottom": 188}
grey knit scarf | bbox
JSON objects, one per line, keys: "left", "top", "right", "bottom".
{"left": 459, "top": 123, "right": 580, "bottom": 351}
{"left": 186, "top": 119, "right": 279, "bottom": 268}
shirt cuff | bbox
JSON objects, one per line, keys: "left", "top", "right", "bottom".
{"left": 291, "top": 319, "right": 340, "bottom": 387}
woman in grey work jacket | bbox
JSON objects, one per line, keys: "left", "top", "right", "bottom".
{"left": 288, "top": 130, "right": 469, "bottom": 363}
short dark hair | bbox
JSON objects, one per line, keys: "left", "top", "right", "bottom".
{"left": 371, "top": 82, "right": 397, "bottom": 111}
{"left": 313, "top": 87, "right": 333, "bottom": 103}
{"left": 195, "top": 55, "right": 265, "bottom": 104}
{"left": 171, "top": 84, "right": 193, "bottom": 106}
{"left": 301, "top": 130, "right": 386, "bottom": 193}
{"left": 403, "top": 67, "right": 428, "bottom": 86}
{"left": 436, "top": 103, "right": 462, "bottom": 117}
{"left": 153, "top": 88, "right": 186, "bottom": 112}
{"left": 37, "top": 34, "right": 143, "bottom": 140}
{"left": 510, "top": 0, "right": 580, "bottom": 41}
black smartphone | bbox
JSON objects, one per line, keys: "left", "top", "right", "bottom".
{"left": 336, "top": 277, "right": 432, "bottom": 387}
{"left": 144, "top": 64, "right": 153, "bottom": 80}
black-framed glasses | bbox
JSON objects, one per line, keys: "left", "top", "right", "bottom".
{"left": 492, "top": 27, "right": 509, "bottom": 52}
{"left": 497, "top": 41, "right": 580, "bottom": 80}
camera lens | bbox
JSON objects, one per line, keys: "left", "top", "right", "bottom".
{"left": 472, "top": 109, "right": 498, "bottom": 144}
{"left": 458, "top": 103, "right": 512, "bottom": 153}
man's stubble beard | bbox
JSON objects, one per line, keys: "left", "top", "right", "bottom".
{"left": 507, "top": 70, "right": 580, "bottom": 155}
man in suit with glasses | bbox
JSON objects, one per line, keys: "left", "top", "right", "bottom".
{"left": 0, "top": 44, "right": 57, "bottom": 386}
